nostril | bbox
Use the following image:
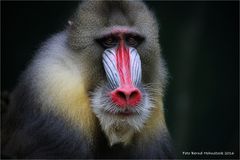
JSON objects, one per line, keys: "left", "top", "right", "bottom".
{"left": 116, "top": 91, "right": 126, "bottom": 100}
{"left": 129, "top": 91, "right": 138, "bottom": 99}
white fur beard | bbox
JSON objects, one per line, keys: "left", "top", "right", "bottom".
{"left": 99, "top": 114, "right": 135, "bottom": 146}
{"left": 97, "top": 113, "right": 146, "bottom": 146}
{"left": 91, "top": 87, "right": 153, "bottom": 146}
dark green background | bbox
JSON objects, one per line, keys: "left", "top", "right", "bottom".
{"left": 1, "top": 1, "right": 239, "bottom": 159}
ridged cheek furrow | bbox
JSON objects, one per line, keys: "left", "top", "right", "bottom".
{"left": 102, "top": 49, "right": 120, "bottom": 88}
{"left": 129, "top": 47, "right": 142, "bottom": 86}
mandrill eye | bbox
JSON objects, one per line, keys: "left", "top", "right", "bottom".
{"left": 126, "top": 34, "right": 145, "bottom": 47}
{"left": 96, "top": 36, "right": 118, "bottom": 49}
{"left": 126, "top": 36, "right": 137, "bottom": 47}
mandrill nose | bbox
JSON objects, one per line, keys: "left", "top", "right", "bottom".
{"left": 110, "top": 86, "right": 142, "bottom": 107}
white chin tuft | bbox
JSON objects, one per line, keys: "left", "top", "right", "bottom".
{"left": 101, "top": 117, "right": 135, "bottom": 146}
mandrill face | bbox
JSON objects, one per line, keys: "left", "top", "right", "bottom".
{"left": 90, "top": 29, "right": 155, "bottom": 145}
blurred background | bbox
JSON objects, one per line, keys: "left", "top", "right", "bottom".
{"left": 1, "top": 1, "right": 239, "bottom": 159}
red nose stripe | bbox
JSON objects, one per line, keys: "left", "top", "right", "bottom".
{"left": 116, "top": 41, "right": 132, "bottom": 86}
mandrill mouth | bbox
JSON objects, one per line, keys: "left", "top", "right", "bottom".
{"left": 102, "top": 94, "right": 145, "bottom": 117}
{"left": 106, "top": 108, "right": 136, "bottom": 116}
{"left": 118, "top": 111, "right": 134, "bottom": 116}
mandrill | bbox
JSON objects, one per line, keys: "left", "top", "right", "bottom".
{"left": 2, "top": 1, "right": 175, "bottom": 159}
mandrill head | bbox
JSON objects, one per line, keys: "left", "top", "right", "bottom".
{"left": 67, "top": 1, "right": 168, "bottom": 146}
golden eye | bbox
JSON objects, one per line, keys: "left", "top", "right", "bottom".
{"left": 126, "top": 36, "right": 138, "bottom": 47}
{"left": 105, "top": 37, "right": 113, "bottom": 44}
{"left": 102, "top": 36, "right": 117, "bottom": 48}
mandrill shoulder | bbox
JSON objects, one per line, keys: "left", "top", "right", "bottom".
{"left": 24, "top": 31, "right": 98, "bottom": 140}
{"left": 2, "top": 80, "right": 95, "bottom": 158}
